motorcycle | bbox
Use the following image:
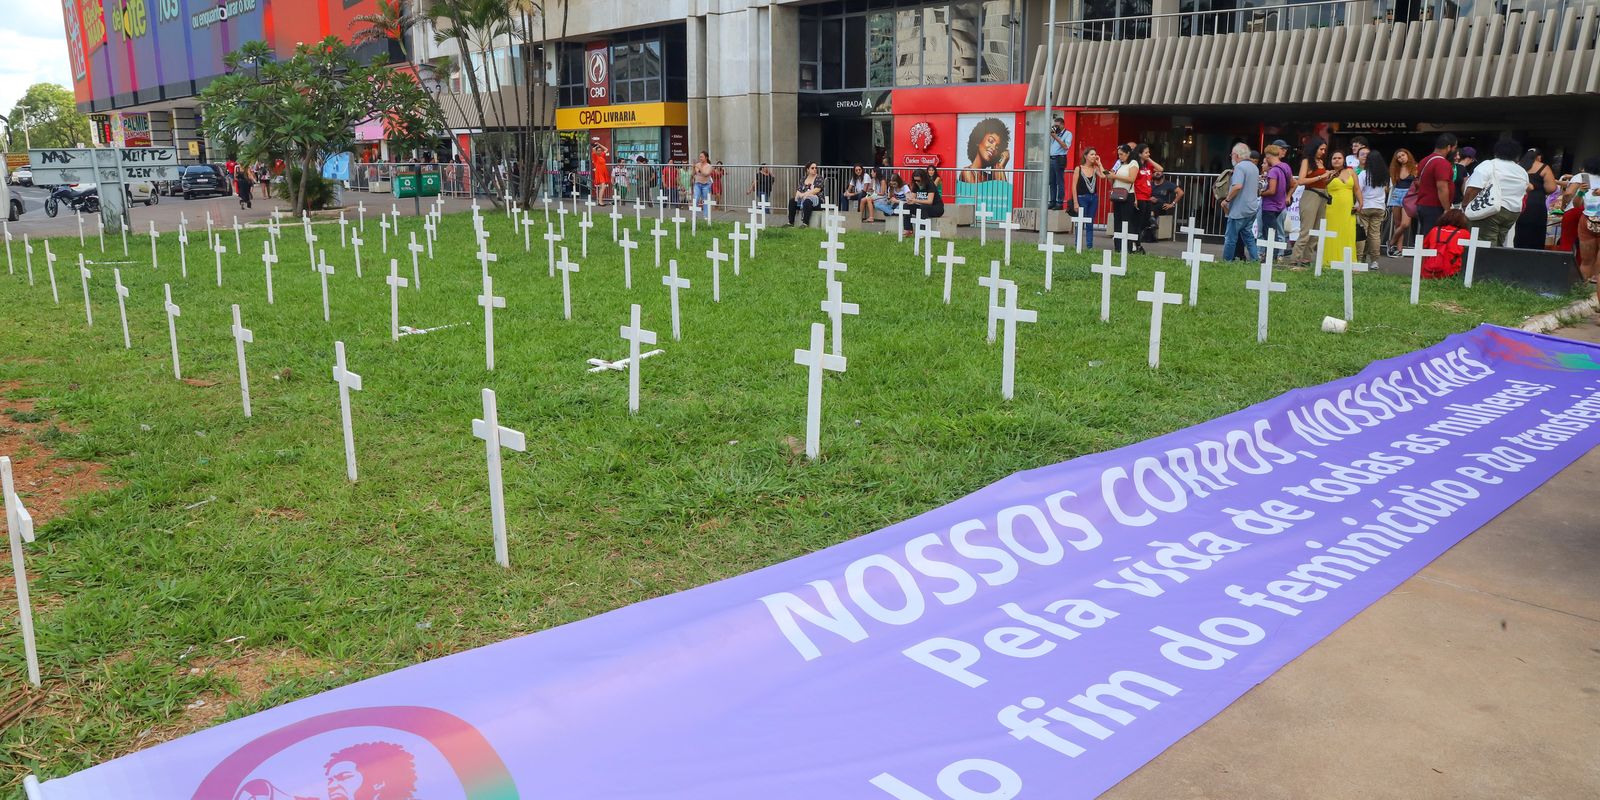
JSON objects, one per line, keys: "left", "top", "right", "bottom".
{"left": 44, "top": 183, "right": 100, "bottom": 218}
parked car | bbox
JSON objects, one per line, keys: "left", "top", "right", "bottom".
{"left": 125, "top": 178, "right": 160, "bottom": 206}
{"left": 9, "top": 165, "right": 32, "bottom": 186}
{"left": 179, "top": 164, "right": 231, "bottom": 199}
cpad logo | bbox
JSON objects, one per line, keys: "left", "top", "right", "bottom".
{"left": 587, "top": 50, "right": 608, "bottom": 86}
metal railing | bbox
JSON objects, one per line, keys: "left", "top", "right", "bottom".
{"left": 1057, "top": 0, "right": 1597, "bottom": 41}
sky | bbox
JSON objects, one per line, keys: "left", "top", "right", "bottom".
{"left": 0, "top": 3, "right": 74, "bottom": 115}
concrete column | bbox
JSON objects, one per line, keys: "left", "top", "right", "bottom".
{"left": 1153, "top": 0, "right": 1179, "bottom": 39}
{"left": 692, "top": 1, "right": 799, "bottom": 166}
{"left": 688, "top": 12, "right": 709, "bottom": 160}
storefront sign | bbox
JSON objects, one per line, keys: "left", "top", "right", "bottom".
{"left": 903, "top": 121, "right": 940, "bottom": 167}
{"left": 586, "top": 41, "right": 610, "bottom": 106}
{"left": 799, "top": 91, "right": 891, "bottom": 117}
{"left": 556, "top": 102, "right": 689, "bottom": 131}
{"left": 1338, "top": 121, "right": 1412, "bottom": 133}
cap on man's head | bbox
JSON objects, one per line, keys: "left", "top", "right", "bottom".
{"left": 1458, "top": 146, "right": 1477, "bottom": 160}
{"left": 1271, "top": 139, "right": 1289, "bottom": 148}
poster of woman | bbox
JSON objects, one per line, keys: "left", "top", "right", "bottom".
{"left": 956, "top": 114, "right": 1016, "bottom": 216}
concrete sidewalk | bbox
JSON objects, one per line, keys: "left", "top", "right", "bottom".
{"left": 1107, "top": 315, "right": 1600, "bottom": 799}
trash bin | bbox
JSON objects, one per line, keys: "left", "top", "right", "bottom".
{"left": 393, "top": 173, "right": 419, "bottom": 199}
{"left": 419, "top": 172, "right": 441, "bottom": 197}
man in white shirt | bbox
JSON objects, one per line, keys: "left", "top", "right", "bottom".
{"left": 1463, "top": 139, "right": 1533, "bottom": 247}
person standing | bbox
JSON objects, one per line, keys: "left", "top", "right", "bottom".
{"left": 1287, "top": 138, "right": 1331, "bottom": 265}
{"left": 1385, "top": 149, "right": 1416, "bottom": 257}
{"left": 712, "top": 161, "right": 726, "bottom": 207}
{"left": 1453, "top": 146, "right": 1478, "bottom": 201}
{"left": 1071, "top": 147, "right": 1103, "bottom": 249}
{"left": 1514, "top": 148, "right": 1559, "bottom": 249}
{"left": 1048, "top": 116, "right": 1070, "bottom": 210}
{"left": 748, "top": 164, "right": 776, "bottom": 213}
{"left": 1132, "top": 144, "right": 1159, "bottom": 252}
{"left": 1413, "top": 133, "right": 1459, "bottom": 237}
{"left": 692, "top": 152, "right": 714, "bottom": 221}
{"left": 1221, "top": 143, "right": 1261, "bottom": 262}
{"left": 591, "top": 143, "right": 612, "bottom": 206}
{"left": 788, "top": 162, "right": 824, "bottom": 227}
{"left": 1260, "top": 143, "right": 1293, "bottom": 244}
{"left": 234, "top": 165, "right": 255, "bottom": 210}
{"left": 1109, "top": 144, "right": 1139, "bottom": 249}
{"left": 1464, "top": 139, "right": 1533, "bottom": 247}
{"left": 1321, "top": 151, "right": 1358, "bottom": 270}
{"left": 1357, "top": 149, "right": 1389, "bottom": 262}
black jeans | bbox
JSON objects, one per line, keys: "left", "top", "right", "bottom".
{"left": 1415, "top": 204, "right": 1444, "bottom": 238}
{"left": 1110, "top": 194, "right": 1139, "bottom": 245}
{"left": 905, "top": 204, "right": 943, "bottom": 231}
{"left": 789, "top": 196, "right": 819, "bottom": 225}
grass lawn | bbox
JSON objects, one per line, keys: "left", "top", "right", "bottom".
{"left": 0, "top": 206, "right": 1579, "bottom": 783}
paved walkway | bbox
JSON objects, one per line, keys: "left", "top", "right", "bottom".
{"left": 1107, "top": 315, "right": 1600, "bottom": 799}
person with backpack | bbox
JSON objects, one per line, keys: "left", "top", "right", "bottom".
{"left": 1287, "top": 138, "right": 1331, "bottom": 265}
{"left": 1421, "top": 209, "right": 1473, "bottom": 278}
{"left": 1411, "top": 133, "right": 1459, "bottom": 237}
{"left": 1220, "top": 143, "right": 1261, "bottom": 262}
{"left": 1463, "top": 139, "right": 1533, "bottom": 247}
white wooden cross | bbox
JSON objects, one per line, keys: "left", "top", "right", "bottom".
{"left": 113, "top": 268, "right": 130, "bottom": 349}
{"left": 1037, "top": 232, "right": 1064, "bottom": 292}
{"left": 556, "top": 246, "right": 580, "bottom": 320}
{"left": 651, "top": 220, "right": 669, "bottom": 268}
{"left": 178, "top": 224, "right": 190, "bottom": 278}
{"left": 407, "top": 232, "right": 424, "bottom": 290}
{"left": 558, "top": 203, "right": 570, "bottom": 238}
{"left": 304, "top": 227, "right": 317, "bottom": 277}
{"left": 21, "top": 233, "right": 32, "bottom": 285}
{"left": 662, "top": 259, "right": 691, "bottom": 341}
{"left": 620, "top": 304, "right": 658, "bottom": 414}
{"left": 541, "top": 193, "right": 552, "bottom": 224}
{"left": 340, "top": 210, "right": 349, "bottom": 248}
{"left": 569, "top": 185, "right": 582, "bottom": 212}
{"left": 793, "top": 322, "right": 847, "bottom": 460}
{"left": 997, "top": 214, "right": 1022, "bottom": 266}
{"left": 892, "top": 205, "right": 909, "bottom": 244}
{"left": 231, "top": 304, "right": 254, "bottom": 416}
{"left": 1331, "top": 247, "right": 1368, "bottom": 322}
{"left": 819, "top": 235, "right": 847, "bottom": 284}
{"left": 75, "top": 210, "right": 84, "bottom": 247}
{"left": 119, "top": 218, "right": 129, "bottom": 258}
{"left": 478, "top": 272, "right": 506, "bottom": 370}
{"left": 1071, "top": 207, "right": 1093, "bottom": 253}
{"left": 1092, "top": 248, "right": 1125, "bottom": 323}
{"left": 96, "top": 214, "right": 105, "bottom": 254}
{"left": 634, "top": 194, "right": 646, "bottom": 231}
{"left": 1307, "top": 220, "right": 1335, "bottom": 277}
{"left": 1138, "top": 271, "right": 1183, "bottom": 369}
{"left": 206, "top": 211, "right": 214, "bottom": 244}
{"left": 44, "top": 242, "right": 59, "bottom": 304}
{"left": 521, "top": 210, "right": 533, "bottom": 252}
{"left": 977, "top": 260, "right": 1005, "bottom": 342}
{"left": 146, "top": 221, "right": 159, "bottom": 271}
{"left": 473, "top": 387, "right": 525, "bottom": 569}
{"left": 423, "top": 218, "right": 436, "bottom": 259}
{"left": 609, "top": 206, "right": 623, "bottom": 243}
{"left": 706, "top": 238, "right": 729, "bottom": 302}
{"left": 921, "top": 223, "right": 942, "bottom": 278}
{"left": 753, "top": 200, "right": 770, "bottom": 253}
{"left": 504, "top": 190, "right": 516, "bottom": 217}
{"left": 543, "top": 224, "right": 561, "bottom": 278}
{"left": 3, "top": 221, "right": 12, "bottom": 274}
{"left": 975, "top": 204, "right": 994, "bottom": 246}
{"left": 1402, "top": 234, "right": 1437, "bottom": 304}
{"left": 386, "top": 259, "right": 409, "bottom": 340}
{"left": 261, "top": 241, "right": 278, "bottom": 305}
{"left": 379, "top": 215, "right": 391, "bottom": 254}
{"left": 671, "top": 208, "right": 685, "bottom": 250}
{"left": 3, "top": 456, "right": 39, "bottom": 687}
{"left": 228, "top": 215, "right": 239, "bottom": 254}
{"left": 1113, "top": 222, "right": 1139, "bottom": 273}
{"left": 728, "top": 223, "right": 747, "bottom": 276}
{"left": 357, "top": 200, "right": 366, "bottom": 232}
{"left": 1179, "top": 217, "right": 1204, "bottom": 257}
{"left": 1180, "top": 238, "right": 1215, "bottom": 307}
{"left": 78, "top": 255, "right": 93, "bottom": 327}
{"left": 578, "top": 213, "right": 594, "bottom": 258}
{"left": 476, "top": 241, "right": 498, "bottom": 280}
{"left": 1245, "top": 258, "right": 1287, "bottom": 344}
{"left": 690, "top": 198, "right": 699, "bottom": 237}
{"left": 316, "top": 249, "right": 336, "bottom": 322}
{"left": 1260, "top": 228, "right": 1288, "bottom": 273}
{"left": 619, "top": 228, "right": 638, "bottom": 289}
{"left": 746, "top": 203, "right": 762, "bottom": 243}
{"left": 1460, "top": 228, "right": 1488, "bottom": 288}
{"left": 913, "top": 215, "right": 925, "bottom": 256}
{"left": 820, "top": 277, "right": 859, "bottom": 357}
{"left": 938, "top": 242, "right": 966, "bottom": 305}
{"left": 332, "top": 341, "right": 363, "bottom": 482}
{"left": 163, "top": 283, "right": 182, "bottom": 379}
{"left": 213, "top": 236, "right": 228, "bottom": 287}
{"left": 995, "top": 281, "right": 1038, "bottom": 400}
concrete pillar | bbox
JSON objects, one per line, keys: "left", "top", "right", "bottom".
{"left": 689, "top": 1, "right": 799, "bottom": 166}
{"left": 1153, "top": 0, "right": 1179, "bottom": 39}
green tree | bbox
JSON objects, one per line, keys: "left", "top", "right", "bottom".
{"left": 4, "top": 83, "right": 92, "bottom": 152}
{"left": 199, "top": 38, "right": 443, "bottom": 214}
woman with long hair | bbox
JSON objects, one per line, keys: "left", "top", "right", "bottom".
{"left": 1288, "top": 137, "right": 1331, "bottom": 265}
{"left": 1321, "top": 150, "right": 1358, "bottom": 270}
{"left": 1108, "top": 144, "right": 1139, "bottom": 250}
{"left": 904, "top": 168, "right": 945, "bottom": 232}
{"left": 788, "top": 162, "right": 823, "bottom": 227}
{"left": 1071, "top": 147, "right": 1103, "bottom": 248}
{"left": 843, "top": 164, "right": 877, "bottom": 222}
{"left": 1514, "top": 148, "right": 1559, "bottom": 249}
{"left": 1357, "top": 149, "right": 1389, "bottom": 262}
{"left": 1385, "top": 148, "right": 1416, "bottom": 256}
{"left": 874, "top": 172, "right": 908, "bottom": 222}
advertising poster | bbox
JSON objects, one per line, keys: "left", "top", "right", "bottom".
{"left": 955, "top": 112, "right": 1017, "bottom": 215}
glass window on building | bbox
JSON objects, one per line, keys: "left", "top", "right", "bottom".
{"left": 895, "top": 9, "right": 922, "bottom": 85}
{"left": 801, "top": 17, "right": 821, "bottom": 90}
{"left": 821, "top": 18, "right": 844, "bottom": 90}
{"left": 613, "top": 127, "right": 662, "bottom": 166}
{"left": 1082, "top": 0, "right": 1151, "bottom": 41}
{"left": 868, "top": 12, "right": 895, "bottom": 87}
{"left": 557, "top": 44, "right": 585, "bottom": 107}
{"left": 980, "top": 0, "right": 1015, "bottom": 82}
{"left": 803, "top": 1, "right": 1022, "bottom": 91}
{"left": 951, "top": 0, "right": 981, "bottom": 83}
{"left": 922, "top": 6, "right": 950, "bottom": 85}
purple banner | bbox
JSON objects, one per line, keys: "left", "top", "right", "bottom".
{"left": 31, "top": 325, "right": 1600, "bottom": 800}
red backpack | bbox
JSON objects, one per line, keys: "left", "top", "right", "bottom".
{"left": 1423, "top": 225, "right": 1468, "bottom": 279}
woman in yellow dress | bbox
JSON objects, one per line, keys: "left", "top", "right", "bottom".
{"left": 1321, "top": 151, "right": 1359, "bottom": 270}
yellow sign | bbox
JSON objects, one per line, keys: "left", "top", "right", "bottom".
{"left": 556, "top": 102, "right": 688, "bottom": 131}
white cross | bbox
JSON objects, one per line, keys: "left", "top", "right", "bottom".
{"left": 478, "top": 272, "right": 506, "bottom": 370}
{"left": 820, "top": 232, "right": 846, "bottom": 265}
{"left": 304, "top": 228, "right": 317, "bottom": 277}
{"left": 619, "top": 228, "right": 639, "bottom": 289}
{"left": 1460, "top": 228, "right": 1489, "bottom": 288}
{"left": 476, "top": 241, "right": 498, "bottom": 280}
{"left": 332, "top": 341, "right": 363, "bottom": 482}
{"left": 78, "top": 255, "right": 93, "bottom": 327}
{"left": 206, "top": 211, "right": 214, "bottom": 243}
{"left": 1092, "top": 248, "right": 1126, "bottom": 323}
{"left": 146, "top": 221, "right": 159, "bottom": 271}
{"left": 232, "top": 304, "right": 254, "bottom": 416}
{"left": 473, "top": 388, "right": 526, "bottom": 569}
{"left": 3, "top": 456, "right": 39, "bottom": 687}
{"left": 892, "top": 205, "right": 909, "bottom": 244}
{"left": 1245, "top": 258, "right": 1288, "bottom": 344}
{"left": 728, "top": 223, "right": 747, "bottom": 276}
{"left": 543, "top": 224, "right": 562, "bottom": 278}
{"left": 423, "top": 218, "right": 436, "bottom": 259}
{"left": 357, "top": 201, "right": 366, "bottom": 232}
{"left": 43, "top": 242, "right": 58, "bottom": 304}
{"left": 1037, "top": 232, "right": 1064, "bottom": 292}
{"left": 977, "top": 260, "right": 1005, "bottom": 342}
{"left": 662, "top": 259, "right": 691, "bottom": 341}
{"left": 997, "top": 215, "right": 1022, "bottom": 266}
{"left": 570, "top": 185, "right": 582, "bottom": 210}
{"left": 706, "top": 238, "right": 729, "bottom": 302}
{"left": 937, "top": 242, "right": 966, "bottom": 305}
{"left": 113, "top": 268, "right": 130, "bottom": 349}
{"left": 1306, "top": 220, "right": 1335, "bottom": 277}
{"left": 1180, "top": 238, "right": 1215, "bottom": 307}
{"left": 913, "top": 215, "right": 925, "bottom": 256}
{"left": 995, "top": 281, "right": 1038, "bottom": 400}
{"left": 1113, "top": 222, "right": 1139, "bottom": 273}
{"left": 819, "top": 238, "right": 848, "bottom": 284}
{"left": 922, "top": 224, "right": 943, "bottom": 277}
{"left": 691, "top": 199, "right": 699, "bottom": 237}
{"left": 793, "top": 322, "right": 847, "bottom": 460}
{"left": 316, "top": 250, "right": 336, "bottom": 322}
{"left": 407, "top": 232, "right": 424, "bottom": 290}
{"left": 340, "top": 211, "right": 349, "bottom": 248}
{"left": 634, "top": 194, "right": 646, "bottom": 231}
{"left": 820, "top": 277, "right": 859, "bottom": 357}
{"left": 609, "top": 206, "right": 623, "bottom": 243}
{"left": 386, "top": 259, "right": 409, "bottom": 340}
{"left": 556, "top": 246, "right": 580, "bottom": 320}
{"left": 541, "top": 193, "right": 551, "bottom": 223}
{"left": 76, "top": 210, "right": 84, "bottom": 247}
{"left": 558, "top": 204, "right": 569, "bottom": 238}
{"left": 1260, "top": 228, "right": 1288, "bottom": 272}
{"left": 651, "top": 221, "right": 669, "bottom": 268}
{"left": 379, "top": 215, "right": 390, "bottom": 254}
{"left": 578, "top": 214, "right": 594, "bottom": 259}
{"left": 92, "top": 215, "right": 101, "bottom": 253}
{"left": 975, "top": 205, "right": 994, "bottom": 246}
{"left": 620, "top": 304, "right": 658, "bottom": 414}
{"left": 1179, "top": 216, "right": 1204, "bottom": 253}
{"left": 1138, "top": 271, "right": 1184, "bottom": 369}
{"left": 163, "top": 283, "right": 182, "bottom": 379}
{"left": 119, "top": 218, "right": 128, "bottom": 257}
{"left": 671, "top": 208, "right": 685, "bottom": 250}
{"left": 1071, "top": 207, "right": 1093, "bottom": 253}
{"left": 178, "top": 224, "right": 190, "bottom": 278}
{"left": 261, "top": 241, "right": 278, "bottom": 304}
{"left": 213, "top": 236, "right": 228, "bottom": 287}
{"left": 504, "top": 190, "right": 515, "bottom": 216}
{"left": 521, "top": 210, "right": 533, "bottom": 252}
{"left": 4, "top": 221, "right": 13, "bottom": 275}
{"left": 1402, "top": 234, "right": 1437, "bottom": 304}
{"left": 22, "top": 233, "right": 32, "bottom": 285}
{"left": 747, "top": 204, "right": 762, "bottom": 242}
{"left": 1331, "top": 247, "right": 1369, "bottom": 322}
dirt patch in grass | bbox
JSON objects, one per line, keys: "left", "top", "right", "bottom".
{"left": 163, "top": 647, "right": 334, "bottom": 737}
{"left": 0, "top": 381, "right": 115, "bottom": 526}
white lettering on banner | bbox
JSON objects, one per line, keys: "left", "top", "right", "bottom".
{"left": 191, "top": 0, "right": 255, "bottom": 29}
